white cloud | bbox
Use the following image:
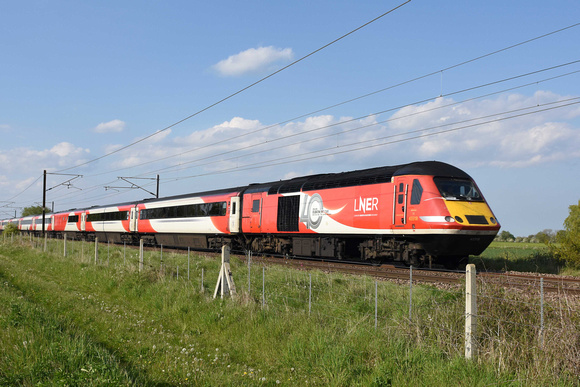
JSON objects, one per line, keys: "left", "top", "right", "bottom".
{"left": 212, "top": 46, "right": 294, "bottom": 77}
{"left": 0, "top": 124, "right": 11, "bottom": 132}
{"left": 77, "top": 91, "right": 580, "bottom": 187}
{"left": 0, "top": 142, "right": 89, "bottom": 174}
{"left": 380, "top": 92, "right": 580, "bottom": 168}
{"left": 93, "top": 119, "right": 126, "bottom": 133}
{"left": 50, "top": 142, "right": 83, "bottom": 157}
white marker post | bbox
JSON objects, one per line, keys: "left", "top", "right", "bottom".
{"left": 213, "top": 245, "right": 237, "bottom": 299}
{"left": 465, "top": 264, "right": 477, "bottom": 359}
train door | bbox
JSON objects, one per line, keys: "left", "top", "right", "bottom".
{"left": 81, "top": 213, "right": 86, "bottom": 232}
{"left": 393, "top": 178, "right": 409, "bottom": 227}
{"left": 249, "top": 194, "right": 263, "bottom": 233}
{"left": 129, "top": 207, "right": 138, "bottom": 232}
{"left": 229, "top": 196, "right": 240, "bottom": 233}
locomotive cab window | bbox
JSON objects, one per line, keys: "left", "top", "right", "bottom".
{"left": 434, "top": 178, "right": 483, "bottom": 201}
{"left": 410, "top": 179, "right": 423, "bottom": 205}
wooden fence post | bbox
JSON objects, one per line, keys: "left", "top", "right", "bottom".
{"left": 139, "top": 239, "right": 144, "bottom": 272}
{"left": 94, "top": 237, "right": 99, "bottom": 264}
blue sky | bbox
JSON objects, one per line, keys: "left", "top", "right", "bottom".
{"left": 1, "top": 0, "right": 579, "bottom": 237}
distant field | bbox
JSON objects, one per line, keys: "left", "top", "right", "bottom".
{"left": 484, "top": 241, "right": 550, "bottom": 250}
{"left": 470, "top": 241, "right": 575, "bottom": 275}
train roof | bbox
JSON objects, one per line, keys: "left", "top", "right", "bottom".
{"left": 28, "top": 161, "right": 471, "bottom": 216}
{"left": 246, "top": 161, "right": 472, "bottom": 195}
{"left": 393, "top": 161, "right": 471, "bottom": 179}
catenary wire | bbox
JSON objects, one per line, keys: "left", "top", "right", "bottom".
{"left": 161, "top": 99, "right": 580, "bottom": 182}
{"left": 130, "top": 63, "right": 580, "bottom": 177}
{"left": 5, "top": 22, "right": 579, "bottom": 206}
{"left": 15, "top": 23, "right": 580, "bottom": 209}
{"left": 43, "top": 68, "right": 580, "bottom": 207}
{"left": 149, "top": 89, "right": 580, "bottom": 178}
{"left": 80, "top": 59, "right": 580, "bottom": 180}
{"left": 54, "top": 1, "right": 411, "bottom": 174}
{"left": 80, "top": 26, "right": 580, "bottom": 179}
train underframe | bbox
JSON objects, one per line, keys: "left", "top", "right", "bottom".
{"left": 241, "top": 234, "right": 439, "bottom": 267}
{"left": 24, "top": 230, "right": 484, "bottom": 269}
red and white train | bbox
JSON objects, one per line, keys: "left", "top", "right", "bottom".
{"left": 1, "top": 161, "right": 500, "bottom": 267}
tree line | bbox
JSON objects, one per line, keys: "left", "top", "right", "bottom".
{"left": 496, "top": 200, "right": 580, "bottom": 267}
{"left": 494, "top": 229, "right": 563, "bottom": 244}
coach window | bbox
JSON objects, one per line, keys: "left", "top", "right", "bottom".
{"left": 252, "top": 199, "right": 260, "bottom": 213}
{"left": 410, "top": 179, "right": 423, "bottom": 205}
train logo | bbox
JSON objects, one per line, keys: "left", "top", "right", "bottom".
{"left": 299, "top": 193, "right": 345, "bottom": 229}
{"left": 354, "top": 197, "right": 379, "bottom": 213}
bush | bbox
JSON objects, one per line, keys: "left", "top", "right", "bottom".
{"left": 552, "top": 200, "right": 580, "bottom": 268}
{"left": 2, "top": 223, "right": 19, "bottom": 236}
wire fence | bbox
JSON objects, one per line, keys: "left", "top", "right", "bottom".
{"left": 4, "top": 232, "right": 580, "bottom": 377}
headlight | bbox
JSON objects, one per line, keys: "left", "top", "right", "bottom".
{"left": 490, "top": 217, "right": 497, "bottom": 224}
{"left": 444, "top": 216, "right": 455, "bottom": 223}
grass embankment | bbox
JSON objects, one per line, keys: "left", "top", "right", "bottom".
{"left": 0, "top": 237, "right": 578, "bottom": 385}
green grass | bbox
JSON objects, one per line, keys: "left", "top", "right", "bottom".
{"left": 470, "top": 241, "right": 575, "bottom": 275}
{"left": 0, "top": 236, "right": 579, "bottom": 385}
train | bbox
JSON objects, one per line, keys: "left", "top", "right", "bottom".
{"left": 0, "top": 161, "right": 500, "bottom": 267}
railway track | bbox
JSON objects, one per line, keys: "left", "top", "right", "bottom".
{"left": 71, "top": 241, "right": 580, "bottom": 296}
{"left": 238, "top": 253, "right": 580, "bottom": 295}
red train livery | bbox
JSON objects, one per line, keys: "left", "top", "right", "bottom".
{"left": 1, "top": 161, "right": 500, "bottom": 267}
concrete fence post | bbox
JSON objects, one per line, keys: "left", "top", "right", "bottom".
{"left": 540, "top": 277, "right": 544, "bottom": 347}
{"left": 262, "top": 266, "right": 265, "bottom": 309}
{"left": 63, "top": 234, "right": 67, "bottom": 257}
{"left": 465, "top": 264, "right": 477, "bottom": 359}
{"left": 247, "top": 250, "right": 252, "bottom": 294}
